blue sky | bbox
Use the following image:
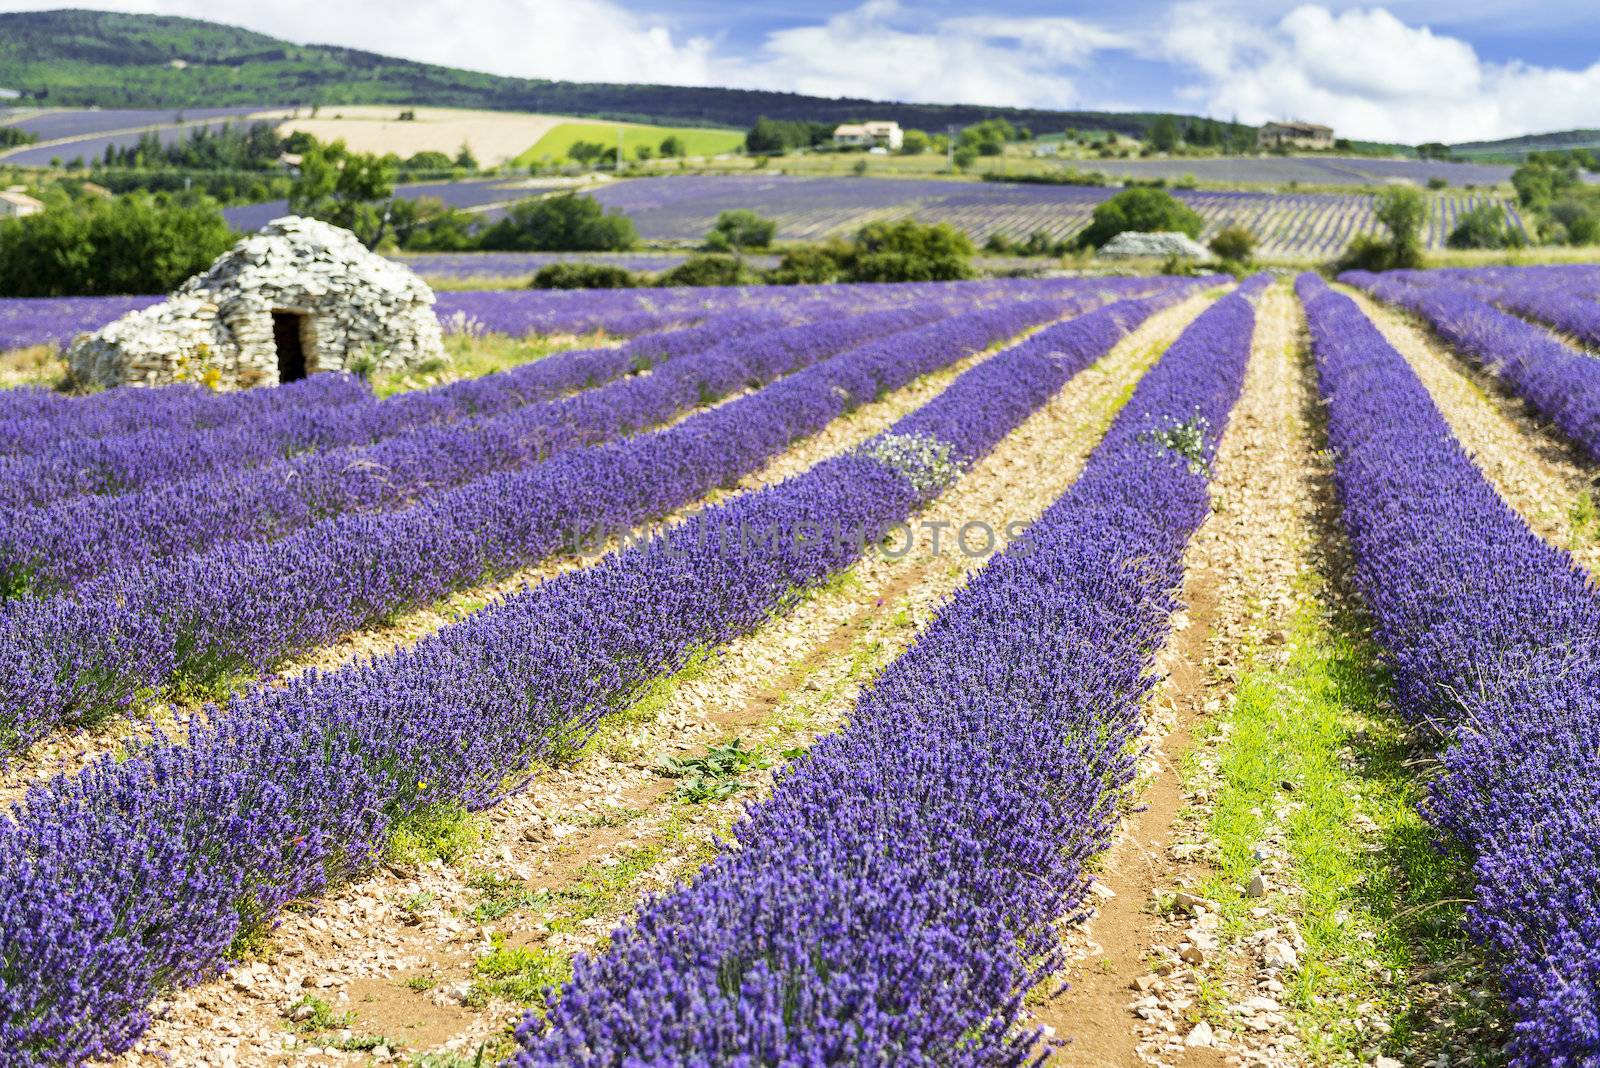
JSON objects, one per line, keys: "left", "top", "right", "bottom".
{"left": 4, "top": 1, "right": 1599, "bottom": 142}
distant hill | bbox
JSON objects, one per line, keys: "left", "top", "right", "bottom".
{"left": 0, "top": 8, "right": 1242, "bottom": 140}
{"left": 1450, "top": 129, "right": 1600, "bottom": 162}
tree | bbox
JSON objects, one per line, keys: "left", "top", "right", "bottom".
{"left": 1075, "top": 187, "right": 1204, "bottom": 249}
{"left": 390, "top": 196, "right": 477, "bottom": 251}
{"left": 1208, "top": 224, "right": 1257, "bottom": 263}
{"left": 287, "top": 139, "right": 397, "bottom": 248}
{"left": 952, "top": 145, "right": 978, "bottom": 172}
{"left": 634, "top": 144, "right": 655, "bottom": 162}
{"left": 745, "top": 117, "right": 790, "bottom": 156}
{"left": 567, "top": 140, "right": 608, "bottom": 166}
{"left": 1550, "top": 197, "right": 1600, "bottom": 245}
{"left": 659, "top": 135, "right": 685, "bottom": 158}
{"left": 402, "top": 150, "right": 454, "bottom": 172}
{"left": 957, "top": 119, "right": 1016, "bottom": 157}
{"left": 453, "top": 142, "right": 478, "bottom": 171}
{"left": 704, "top": 209, "right": 776, "bottom": 252}
{"left": 1373, "top": 185, "right": 1426, "bottom": 266}
{"left": 1147, "top": 115, "right": 1179, "bottom": 153}
{"left": 477, "top": 193, "right": 637, "bottom": 251}
{"left": 0, "top": 192, "right": 235, "bottom": 297}
{"left": 899, "top": 129, "right": 931, "bottom": 155}
{"left": 1511, "top": 156, "right": 1579, "bottom": 210}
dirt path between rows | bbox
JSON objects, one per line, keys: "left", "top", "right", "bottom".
{"left": 1344, "top": 288, "right": 1600, "bottom": 579}
{"left": 1033, "top": 286, "right": 1323, "bottom": 1068}
{"left": 117, "top": 295, "right": 1213, "bottom": 1067}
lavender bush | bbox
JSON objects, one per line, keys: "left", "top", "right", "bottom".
{"left": 1300, "top": 273, "right": 1600, "bottom": 1067}
{"left": 0, "top": 280, "right": 1199, "bottom": 1064}
{"left": 0, "top": 280, "right": 1179, "bottom": 754}
{"left": 512, "top": 278, "right": 1264, "bottom": 1064}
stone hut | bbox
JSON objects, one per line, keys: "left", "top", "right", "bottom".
{"left": 67, "top": 216, "right": 447, "bottom": 390}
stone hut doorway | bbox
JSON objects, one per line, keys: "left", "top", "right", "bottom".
{"left": 272, "top": 310, "right": 308, "bottom": 382}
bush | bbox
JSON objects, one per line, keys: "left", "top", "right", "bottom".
{"left": 530, "top": 262, "right": 640, "bottom": 289}
{"left": 478, "top": 194, "right": 636, "bottom": 252}
{"left": 1076, "top": 187, "right": 1204, "bottom": 249}
{"left": 704, "top": 209, "right": 776, "bottom": 252}
{"left": 1208, "top": 224, "right": 1257, "bottom": 263}
{"left": 847, "top": 220, "right": 975, "bottom": 282}
{"left": 767, "top": 243, "right": 850, "bottom": 285}
{"left": 0, "top": 192, "right": 235, "bottom": 297}
{"left": 1447, "top": 203, "right": 1525, "bottom": 249}
{"left": 1333, "top": 234, "right": 1402, "bottom": 273}
{"left": 656, "top": 254, "right": 760, "bottom": 287}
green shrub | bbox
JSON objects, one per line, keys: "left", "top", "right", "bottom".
{"left": 766, "top": 243, "right": 850, "bottom": 285}
{"left": 1076, "top": 187, "right": 1204, "bottom": 249}
{"left": 478, "top": 193, "right": 636, "bottom": 252}
{"left": 655, "top": 254, "right": 760, "bottom": 287}
{"left": 531, "top": 262, "right": 640, "bottom": 289}
{"left": 1447, "top": 203, "right": 1525, "bottom": 249}
{"left": 1208, "top": 224, "right": 1257, "bottom": 263}
{"left": 0, "top": 191, "right": 235, "bottom": 297}
{"left": 846, "top": 219, "right": 975, "bottom": 282}
{"left": 704, "top": 209, "right": 776, "bottom": 252}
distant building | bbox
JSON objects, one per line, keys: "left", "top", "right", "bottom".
{"left": 833, "top": 121, "right": 904, "bottom": 151}
{"left": 0, "top": 88, "right": 20, "bottom": 100}
{"left": 1258, "top": 121, "right": 1334, "bottom": 150}
{"left": 0, "top": 186, "right": 43, "bottom": 218}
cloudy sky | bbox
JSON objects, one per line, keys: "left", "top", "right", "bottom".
{"left": 5, "top": 0, "right": 1599, "bottom": 143}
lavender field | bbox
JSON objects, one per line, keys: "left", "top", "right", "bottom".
{"left": 3, "top": 264, "right": 1600, "bottom": 1068}
{"left": 578, "top": 174, "right": 1525, "bottom": 258}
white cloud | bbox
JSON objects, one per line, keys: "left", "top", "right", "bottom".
{"left": 0, "top": 0, "right": 723, "bottom": 86}
{"left": 1162, "top": 3, "right": 1600, "bottom": 142}
{"left": 729, "top": 1, "right": 1134, "bottom": 107}
{"left": 0, "top": 0, "right": 1133, "bottom": 110}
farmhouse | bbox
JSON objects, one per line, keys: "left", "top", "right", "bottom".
{"left": 0, "top": 185, "right": 43, "bottom": 218}
{"left": 833, "top": 121, "right": 903, "bottom": 151}
{"left": 1258, "top": 121, "right": 1334, "bottom": 150}
{"left": 67, "top": 215, "right": 446, "bottom": 390}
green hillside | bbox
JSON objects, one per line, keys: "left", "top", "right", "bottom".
{"left": 1450, "top": 129, "right": 1600, "bottom": 162}
{"left": 0, "top": 8, "right": 1241, "bottom": 140}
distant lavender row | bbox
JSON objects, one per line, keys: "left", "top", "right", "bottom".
{"left": 1299, "top": 273, "right": 1600, "bottom": 1068}
{"left": 0, "top": 279, "right": 1110, "bottom": 507}
{"left": 0, "top": 303, "right": 951, "bottom": 595}
{"left": 515, "top": 281, "right": 1260, "bottom": 1064}
{"left": 0, "top": 368, "right": 369, "bottom": 459}
{"left": 396, "top": 251, "right": 778, "bottom": 280}
{"left": 0, "top": 283, "right": 734, "bottom": 355}
{"left": 0, "top": 295, "right": 162, "bottom": 353}
{"left": 0, "top": 304, "right": 771, "bottom": 507}
{"left": 0, "top": 281, "right": 1191, "bottom": 1063}
{"left": 0, "top": 283, "right": 1154, "bottom": 753}
{"left": 0, "top": 107, "right": 266, "bottom": 144}
{"left": 1341, "top": 270, "right": 1600, "bottom": 462}
{"left": 573, "top": 174, "right": 1523, "bottom": 257}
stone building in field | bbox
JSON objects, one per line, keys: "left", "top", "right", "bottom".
{"left": 1258, "top": 121, "right": 1334, "bottom": 150}
{"left": 67, "top": 215, "right": 447, "bottom": 390}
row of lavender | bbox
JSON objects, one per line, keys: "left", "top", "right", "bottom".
{"left": 0, "top": 281, "right": 1201, "bottom": 1062}
{"left": 0, "top": 305, "right": 934, "bottom": 593}
{"left": 0, "top": 280, "right": 1165, "bottom": 758}
{"left": 0, "top": 278, "right": 1086, "bottom": 457}
{"left": 0, "top": 280, "right": 846, "bottom": 358}
{"left": 1300, "top": 274, "right": 1600, "bottom": 1067}
{"left": 1359, "top": 264, "right": 1600, "bottom": 348}
{"left": 514, "top": 278, "right": 1265, "bottom": 1063}
{"left": 1340, "top": 268, "right": 1600, "bottom": 463}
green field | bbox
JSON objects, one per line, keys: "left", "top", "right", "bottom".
{"left": 516, "top": 122, "right": 745, "bottom": 166}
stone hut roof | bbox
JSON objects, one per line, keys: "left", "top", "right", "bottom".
{"left": 1097, "top": 230, "right": 1214, "bottom": 260}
